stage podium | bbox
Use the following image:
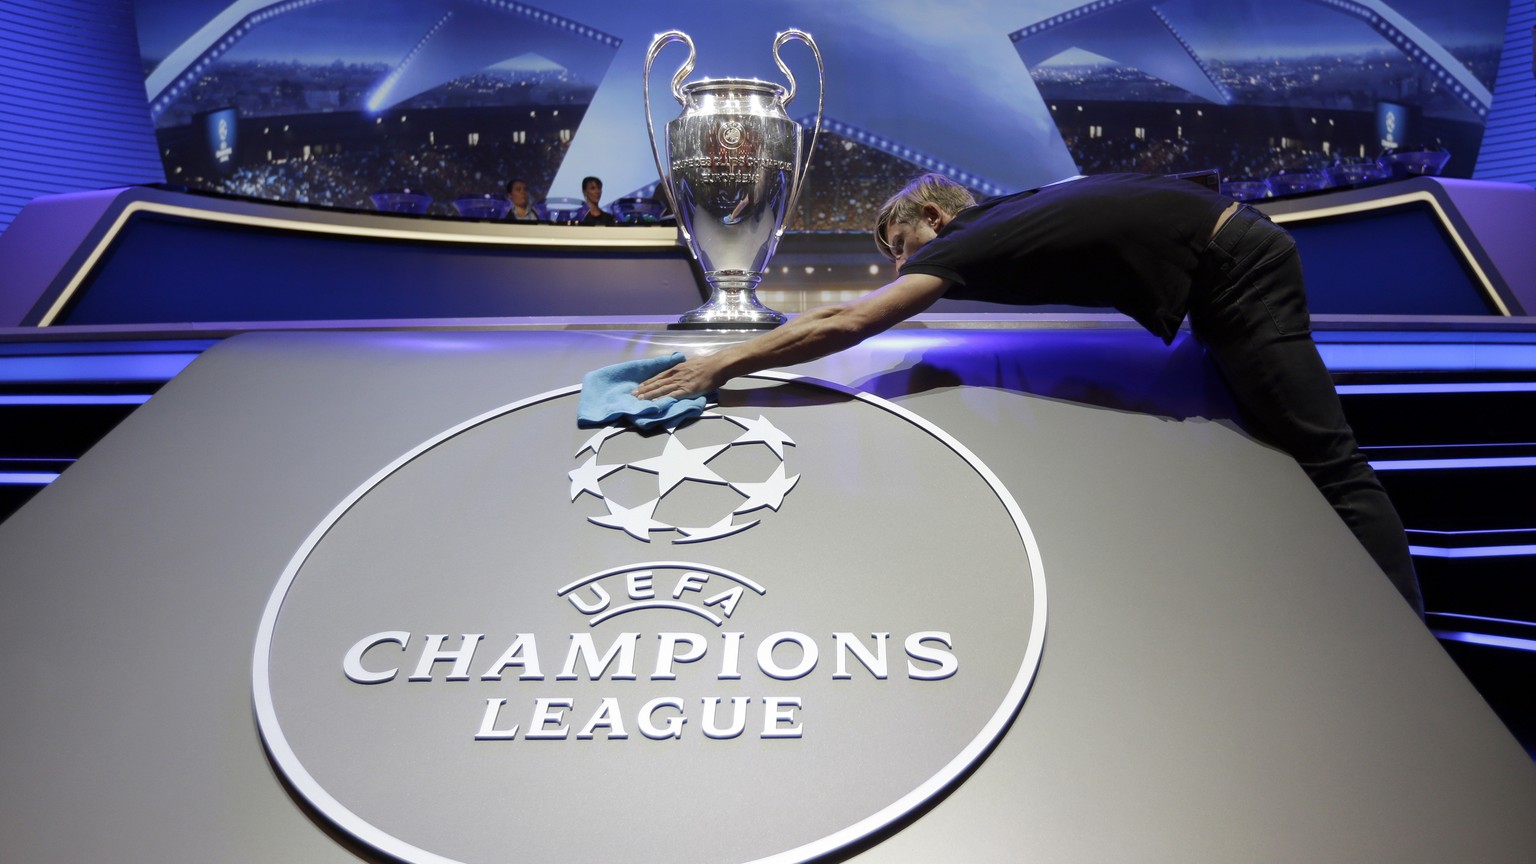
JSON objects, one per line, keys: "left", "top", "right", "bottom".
{"left": 2, "top": 327, "right": 1533, "bottom": 864}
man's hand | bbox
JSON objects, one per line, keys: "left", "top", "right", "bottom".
{"left": 630, "top": 273, "right": 950, "bottom": 402}
{"left": 632, "top": 354, "right": 725, "bottom": 401}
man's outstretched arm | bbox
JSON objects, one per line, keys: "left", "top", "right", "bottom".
{"left": 632, "top": 272, "right": 951, "bottom": 400}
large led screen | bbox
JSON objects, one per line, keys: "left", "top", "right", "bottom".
{"left": 134, "top": 1, "right": 1510, "bottom": 228}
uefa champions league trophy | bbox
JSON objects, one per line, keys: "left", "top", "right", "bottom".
{"left": 645, "top": 29, "right": 824, "bottom": 329}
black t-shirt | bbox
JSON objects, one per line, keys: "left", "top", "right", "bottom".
{"left": 900, "top": 173, "right": 1230, "bottom": 343}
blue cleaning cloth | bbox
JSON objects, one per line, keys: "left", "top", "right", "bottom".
{"left": 577, "top": 352, "right": 708, "bottom": 430}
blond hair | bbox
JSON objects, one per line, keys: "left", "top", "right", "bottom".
{"left": 874, "top": 173, "right": 977, "bottom": 260}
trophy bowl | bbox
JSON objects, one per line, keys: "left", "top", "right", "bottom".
{"left": 1379, "top": 144, "right": 1451, "bottom": 179}
{"left": 1220, "top": 179, "right": 1271, "bottom": 201}
{"left": 1328, "top": 155, "right": 1392, "bottom": 188}
{"left": 541, "top": 196, "right": 586, "bottom": 224}
{"left": 369, "top": 190, "right": 433, "bottom": 215}
{"left": 613, "top": 196, "right": 668, "bottom": 224}
{"left": 1266, "top": 169, "right": 1330, "bottom": 197}
{"left": 453, "top": 194, "right": 512, "bottom": 220}
{"left": 646, "top": 29, "right": 824, "bottom": 330}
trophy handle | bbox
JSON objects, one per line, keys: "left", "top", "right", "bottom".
{"left": 644, "top": 30, "right": 696, "bottom": 247}
{"left": 772, "top": 29, "right": 824, "bottom": 236}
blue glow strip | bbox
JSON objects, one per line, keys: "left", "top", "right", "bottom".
{"left": 1433, "top": 630, "right": 1536, "bottom": 653}
{"left": 1409, "top": 544, "right": 1536, "bottom": 558}
{"left": 0, "top": 353, "right": 198, "bottom": 383}
{"left": 2, "top": 458, "right": 73, "bottom": 464}
{"left": 0, "top": 472, "right": 59, "bottom": 485}
{"left": 1315, "top": 330, "right": 1536, "bottom": 344}
{"left": 1431, "top": 612, "right": 1536, "bottom": 629}
{"left": 1337, "top": 382, "right": 1536, "bottom": 395}
{"left": 0, "top": 394, "right": 152, "bottom": 405}
{"left": 1372, "top": 456, "right": 1536, "bottom": 471}
{"left": 1410, "top": 527, "right": 1536, "bottom": 536}
{"left": 1411, "top": 526, "right": 1536, "bottom": 534}
{"left": 1366, "top": 443, "right": 1536, "bottom": 452}
{"left": 0, "top": 339, "right": 219, "bottom": 356}
{"left": 1317, "top": 343, "right": 1536, "bottom": 372}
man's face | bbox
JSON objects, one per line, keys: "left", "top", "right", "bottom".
{"left": 509, "top": 181, "right": 528, "bottom": 206}
{"left": 882, "top": 218, "right": 940, "bottom": 271}
{"left": 583, "top": 179, "right": 602, "bottom": 205}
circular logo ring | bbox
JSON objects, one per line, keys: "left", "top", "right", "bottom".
{"left": 252, "top": 371, "right": 1047, "bottom": 864}
{"left": 718, "top": 120, "right": 745, "bottom": 150}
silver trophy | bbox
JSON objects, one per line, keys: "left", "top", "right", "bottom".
{"left": 645, "top": 29, "right": 824, "bottom": 329}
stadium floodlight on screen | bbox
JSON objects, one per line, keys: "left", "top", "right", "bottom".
{"left": 133, "top": 0, "right": 1510, "bottom": 224}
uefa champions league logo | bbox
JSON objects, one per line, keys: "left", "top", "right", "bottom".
{"left": 255, "top": 377, "right": 1045, "bottom": 864}
{"left": 212, "top": 113, "right": 234, "bottom": 165}
{"left": 570, "top": 412, "right": 800, "bottom": 543}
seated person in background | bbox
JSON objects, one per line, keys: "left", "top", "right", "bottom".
{"left": 505, "top": 178, "right": 542, "bottom": 222}
{"left": 577, "top": 175, "right": 617, "bottom": 226}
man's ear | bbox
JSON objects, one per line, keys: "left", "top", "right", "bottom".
{"left": 921, "top": 203, "right": 948, "bottom": 231}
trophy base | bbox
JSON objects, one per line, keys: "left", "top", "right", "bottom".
{"left": 667, "top": 320, "right": 783, "bottom": 331}
{"left": 672, "top": 282, "right": 787, "bottom": 331}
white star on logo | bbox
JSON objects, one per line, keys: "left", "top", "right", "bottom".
{"left": 588, "top": 496, "right": 670, "bottom": 542}
{"left": 575, "top": 427, "right": 625, "bottom": 458}
{"left": 675, "top": 513, "right": 761, "bottom": 545}
{"left": 731, "top": 463, "right": 801, "bottom": 514}
{"left": 725, "top": 414, "right": 796, "bottom": 459}
{"left": 568, "top": 454, "right": 622, "bottom": 501}
{"left": 628, "top": 433, "right": 730, "bottom": 497}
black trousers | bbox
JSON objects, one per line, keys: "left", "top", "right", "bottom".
{"left": 1188, "top": 205, "right": 1424, "bottom": 615}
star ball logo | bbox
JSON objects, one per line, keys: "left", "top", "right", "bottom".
{"left": 203, "top": 106, "right": 237, "bottom": 171}
{"left": 254, "top": 375, "right": 1045, "bottom": 864}
{"left": 571, "top": 412, "right": 799, "bottom": 543}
